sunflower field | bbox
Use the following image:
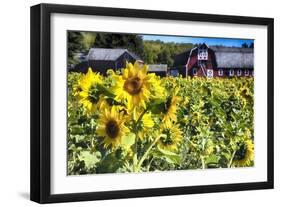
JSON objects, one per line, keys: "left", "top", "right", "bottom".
{"left": 67, "top": 62, "right": 254, "bottom": 175}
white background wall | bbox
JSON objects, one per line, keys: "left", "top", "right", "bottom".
{"left": 0, "top": 0, "right": 279, "bottom": 206}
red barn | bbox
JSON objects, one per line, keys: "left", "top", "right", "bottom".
{"left": 171, "top": 43, "right": 254, "bottom": 78}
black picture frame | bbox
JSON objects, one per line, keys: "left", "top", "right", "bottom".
{"left": 30, "top": 3, "right": 274, "bottom": 204}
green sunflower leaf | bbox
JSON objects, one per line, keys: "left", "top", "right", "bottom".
{"left": 121, "top": 133, "right": 136, "bottom": 147}
{"left": 97, "top": 152, "right": 124, "bottom": 173}
{"left": 205, "top": 154, "right": 219, "bottom": 165}
{"left": 153, "top": 147, "right": 181, "bottom": 164}
{"left": 78, "top": 151, "right": 101, "bottom": 170}
{"left": 148, "top": 98, "right": 166, "bottom": 114}
{"left": 96, "top": 83, "right": 115, "bottom": 98}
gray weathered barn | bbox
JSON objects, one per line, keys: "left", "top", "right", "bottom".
{"left": 70, "top": 48, "right": 142, "bottom": 75}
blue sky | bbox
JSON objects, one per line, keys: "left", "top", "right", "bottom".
{"left": 142, "top": 35, "right": 254, "bottom": 47}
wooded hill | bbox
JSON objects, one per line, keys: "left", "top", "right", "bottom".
{"left": 67, "top": 31, "right": 252, "bottom": 68}
{"left": 68, "top": 31, "right": 194, "bottom": 67}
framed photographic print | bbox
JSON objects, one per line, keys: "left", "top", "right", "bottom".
{"left": 30, "top": 3, "right": 274, "bottom": 203}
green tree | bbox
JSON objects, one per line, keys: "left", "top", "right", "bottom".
{"left": 81, "top": 32, "right": 97, "bottom": 50}
{"left": 94, "top": 33, "right": 144, "bottom": 58}
{"left": 143, "top": 40, "right": 194, "bottom": 67}
{"left": 67, "top": 31, "right": 195, "bottom": 67}
{"left": 68, "top": 32, "right": 84, "bottom": 65}
{"left": 157, "top": 47, "right": 173, "bottom": 66}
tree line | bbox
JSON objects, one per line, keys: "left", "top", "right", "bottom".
{"left": 68, "top": 32, "right": 194, "bottom": 67}
{"left": 68, "top": 31, "right": 253, "bottom": 68}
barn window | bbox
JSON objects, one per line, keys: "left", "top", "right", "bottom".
{"left": 245, "top": 69, "right": 249, "bottom": 76}
{"left": 237, "top": 69, "right": 242, "bottom": 76}
{"left": 198, "top": 49, "right": 208, "bottom": 60}
{"left": 218, "top": 69, "right": 223, "bottom": 76}
{"left": 229, "top": 69, "right": 234, "bottom": 76}
{"left": 192, "top": 68, "right": 197, "bottom": 75}
{"left": 206, "top": 69, "right": 213, "bottom": 78}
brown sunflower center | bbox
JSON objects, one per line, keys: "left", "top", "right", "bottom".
{"left": 163, "top": 97, "right": 172, "bottom": 113}
{"left": 160, "top": 129, "right": 173, "bottom": 146}
{"left": 105, "top": 120, "right": 120, "bottom": 139}
{"left": 76, "top": 86, "right": 82, "bottom": 93}
{"left": 234, "top": 144, "right": 247, "bottom": 160}
{"left": 124, "top": 77, "right": 143, "bottom": 95}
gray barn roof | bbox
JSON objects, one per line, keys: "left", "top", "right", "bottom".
{"left": 87, "top": 48, "right": 141, "bottom": 61}
{"left": 147, "top": 64, "right": 167, "bottom": 72}
{"left": 210, "top": 46, "right": 254, "bottom": 68}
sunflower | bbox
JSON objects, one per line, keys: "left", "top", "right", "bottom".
{"left": 158, "top": 123, "right": 182, "bottom": 152}
{"left": 70, "top": 73, "right": 84, "bottom": 96}
{"left": 239, "top": 86, "right": 251, "bottom": 97}
{"left": 191, "top": 111, "right": 202, "bottom": 125}
{"left": 96, "top": 95, "right": 111, "bottom": 111}
{"left": 136, "top": 112, "right": 154, "bottom": 140}
{"left": 233, "top": 139, "right": 254, "bottom": 167}
{"left": 72, "top": 79, "right": 83, "bottom": 96}
{"left": 96, "top": 105, "right": 129, "bottom": 149}
{"left": 182, "top": 97, "right": 190, "bottom": 106}
{"left": 112, "top": 62, "right": 162, "bottom": 111}
{"left": 202, "top": 139, "right": 214, "bottom": 156}
{"left": 234, "top": 85, "right": 252, "bottom": 107}
{"left": 162, "top": 95, "right": 180, "bottom": 127}
{"left": 78, "top": 68, "right": 103, "bottom": 113}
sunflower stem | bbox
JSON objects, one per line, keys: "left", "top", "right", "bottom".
{"left": 147, "top": 157, "right": 154, "bottom": 171}
{"left": 132, "top": 108, "right": 139, "bottom": 172}
{"left": 137, "top": 135, "right": 162, "bottom": 170}
{"left": 132, "top": 137, "right": 138, "bottom": 172}
{"left": 131, "top": 107, "right": 149, "bottom": 172}
{"left": 133, "top": 153, "right": 138, "bottom": 172}
{"left": 200, "top": 156, "right": 205, "bottom": 169}
{"left": 136, "top": 108, "right": 149, "bottom": 126}
{"left": 132, "top": 132, "right": 139, "bottom": 172}
{"left": 228, "top": 150, "right": 236, "bottom": 168}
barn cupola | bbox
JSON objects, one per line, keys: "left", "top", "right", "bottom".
{"left": 197, "top": 43, "right": 208, "bottom": 60}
